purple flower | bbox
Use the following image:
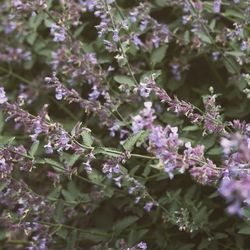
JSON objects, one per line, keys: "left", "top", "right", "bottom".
{"left": 4, "top": 21, "right": 17, "bottom": 34}
{"left": 139, "top": 76, "right": 155, "bottom": 97}
{"left": 113, "top": 30, "right": 119, "bottom": 42}
{"left": 59, "top": 132, "right": 70, "bottom": 146}
{"left": 220, "top": 137, "right": 237, "bottom": 155}
{"left": 0, "top": 158, "right": 12, "bottom": 177}
{"left": 0, "top": 87, "right": 8, "bottom": 104}
{"left": 212, "top": 51, "right": 220, "bottom": 61}
{"left": 102, "top": 162, "right": 121, "bottom": 178}
{"left": 140, "top": 20, "right": 148, "bottom": 31}
{"left": 12, "top": 0, "right": 22, "bottom": 7}
{"left": 183, "top": 2, "right": 191, "bottom": 13}
{"left": 83, "top": 0, "right": 97, "bottom": 11}
{"left": 241, "top": 41, "right": 248, "bottom": 51}
{"left": 139, "top": 83, "right": 151, "bottom": 97}
{"left": 113, "top": 175, "right": 122, "bottom": 188}
{"left": 102, "top": 163, "right": 112, "bottom": 178}
{"left": 171, "top": 63, "right": 181, "bottom": 81}
{"left": 50, "top": 24, "right": 66, "bottom": 42}
{"left": 83, "top": 161, "right": 92, "bottom": 173}
{"left": 88, "top": 86, "right": 101, "bottom": 101}
{"left": 213, "top": 0, "right": 221, "bottom": 13}
{"left": 55, "top": 86, "right": 63, "bottom": 100}
{"left": 44, "top": 141, "right": 53, "bottom": 154}
{"left": 113, "top": 164, "right": 120, "bottom": 173}
{"left": 144, "top": 201, "right": 154, "bottom": 212}
{"left": 34, "top": 120, "right": 43, "bottom": 135}
{"left": 53, "top": 83, "right": 68, "bottom": 101}
{"left": 109, "top": 123, "right": 120, "bottom": 137}
{"left": 148, "top": 125, "right": 185, "bottom": 179}
{"left": 182, "top": 15, "right": 190, "bottom": 24}
{"left": 203, "top": 94, "right": 224, "bottom": 134}
{"left": 219, "top": 175, "right": 250, "bottom": 216}
{"left": 137, "top": 242, "right": 147, "bottom": 250}
{"left": 132, "top": 102, "right": 156, "bottom": 133}
{"left": 131, "top": 34, "right": 143, "bottom": 48}
{"left": 85, "top": 53, "right": 98, "bottom": 64}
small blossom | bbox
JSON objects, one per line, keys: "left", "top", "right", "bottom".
{"left": 0, "top": 158, "right": 12, "bottom": 177}
{"left": 83, "top": 161, "right": 92, "bottom": 173}
{"left": 213, "top": 0, "right": 221, "bottom": 13}
{"left": 113, "top": 29, "right": 119, "bottom": 42}
{"left": 137, "top": 242, "right": 147, "bottom": 250}
{"left": 88, "top": 86, "right": 101, "bottom": 101}
{"left": 132, "top": 102, "right": 156, "bottom": 133}
{"left": 44, "top": 141, "right": 53, "bottom": 154}
{"left": 212, "top": 51, "right": 220, "bottom": 61}
{"left": 241, "top": 41, "right": 248, "bottom": 51}
{"left": 0, "top": 87, "right": 8, "bottom": 104}
{"left": 144, "top": 201, "right": 154, "bottom": 212}
{"left": 50, "top": 24, "right": 66, "bottom": 42}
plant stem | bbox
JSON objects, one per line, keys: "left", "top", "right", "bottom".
{"left": 0, "top": 66, "right": 33, "bottom": 85}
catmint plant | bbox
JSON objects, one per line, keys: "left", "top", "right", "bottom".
{"left": 1, "top": 0, "right": 250, "bottom": 249}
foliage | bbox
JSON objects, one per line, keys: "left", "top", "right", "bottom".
{"left": 1, "top": 0, "right": 250, "bottom": 249}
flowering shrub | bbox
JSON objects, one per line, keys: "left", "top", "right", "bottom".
{"left": 1, "top": 0, "right": 250, "bottom": 249}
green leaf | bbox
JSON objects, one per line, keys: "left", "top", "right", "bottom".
{"left": 73, "top": 25, "right": 87, "bottom": 38}
{"left": 207, "top": 147, "right": 223, "bottom": 155}
{"left": 45, "top": 158, "right": 65, "bottom": 173}
{"left": 28, "top": 140, "right": 40, "bottom": 157}
{"left": 87, "top": 170, "right": 104, "bottom": 184}
{"left": 67, "top": 154, "right": 80, "bottom": 167}
{"left": 81, "top": 129, "right": 93, "bottom": 147}
{"left": 122, "top": 130, "right": 148, "bottom": 152}
{"left": 209, "top": 19, "right": 216, "bottom": 31}
{"left": 214, "top": 233, "right": 228, "bottom": 239}
{"left": 179, "top": 244, "right": 195, "bottom": 250}
{"left": 121, "top": 40, "right": 130, "bottom": 53}
{"left": 47, "top": 186, "right": 61, "bottom": 200}
{"left": 140, "top": 70, "right": 162, "bottom": 82}
{"left": 26, "top": 32, "right": 37, "bottom": 45}
{"left": 0, "top": 229, "right": 6, "bottom": 241}
{"left": 150, "top": 45, "right": 168, "bottom": 66}
{"left": 183, "top": 31, "right": 190, "bottom": 45}
{"left": 225, "top": 51, "right": 245, "bottom": 57}
{"left": 53, "top": 199, "right": 64, "bottom": 223}
{"left": 136, "top": 130, "right": 149, "bottom": 147}
{"left": 0, "top": 112, "right": 5, "bottom": 134}
{"left": 155, "top": 0, "right": 169, "bottom": 7}
{"left": 238, "top": 227, "right": 250, "bottom": 235}
{"left": 79, "top": 229, "right": 109, "bottom": 242}
{"left": 67, "top": 229, "right": 77, "bottom": 250}
{"left": 5, "top": 137, "right": 16, "bottom": 145}
{"left": 128, "top": 229, "right": 148, "bottom": 245}
{"left": 223, "top": 57, "right": 240, "bottom": 74}
{"left": 223, "top": 10, "right": 245, "bottom": 20}
{"left": 113, "top": 75, "right": 136, "bottom": 87}
{"left": 113, "top": 216, "right": 139, "bottom": 233}
{"left": 0, "top": 182, "right": 8, "bottom": 193}
{"left": 62, "top": 190, "right": 76, "bottom": 203}
{"left": 94, "top": 146, "right": 122, "bottom": 157}
{"left": 183, "top": 125, "right": 200, "bottom": 131}
{"left": 56, "top": 228, "right": 68, "bottom": 239}
{"left": 29, "top": 12, "right": 44, "bottom": 30}
{"left": 44, "top": 18, "right": 54, "bottom": 28}
{"left": 196, "top": 32, "right": 212, "bottom": 44}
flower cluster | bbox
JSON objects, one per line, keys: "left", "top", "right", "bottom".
{"left": 219, "top": 175, "right": 250, "bottom": 215}
{"left": 0, "top": 179, "right": 53, "bottom": 249}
